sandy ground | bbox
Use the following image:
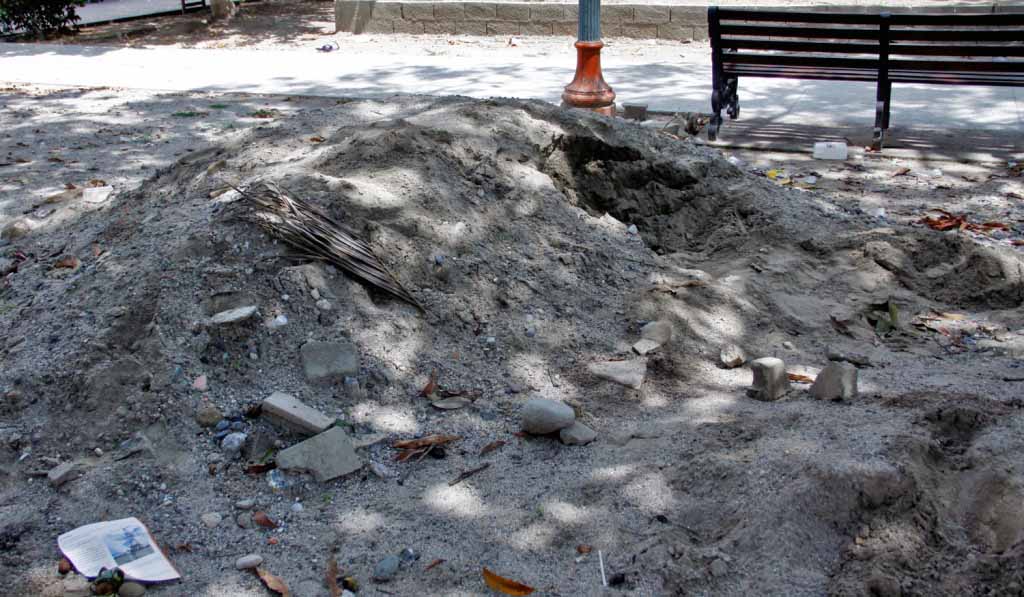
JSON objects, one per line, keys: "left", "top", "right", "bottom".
{"left": 2, "top": 80, "right": 1024, "bottom": 597}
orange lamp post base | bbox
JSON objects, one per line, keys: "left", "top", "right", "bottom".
{"left": 562, "top": 41, "right": 616, "bottom": 116}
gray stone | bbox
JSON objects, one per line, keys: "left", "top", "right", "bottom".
{"left": 373, "top": 554, "right": 401, "bottom": 582}
{"left": 48, "top": 462, "right": 78, "bottom": 487}
{"left": 641, "top": 320, "right": 674, "bottom": 344}
{"left": 709, "top": 558, "right": 729, "bottom": 577}
{"left": 119, "top": 581, "right": 146, "bottom": 597}
{"left": 521, "top": 398, "right": 575, "bottom": 434}
{"left": 210, "top": 305, "right": 258, "bottom": 325}
{"left": 826, "top": 345, "right": 873, "bottom": 368}
{"left": 276, "top": 427, "right": 362, "bottom": 482}
{"left": 195, "top": 403, "right": 223, "bottom": 428}
{"left": 748, "top": 357, "right": 789, "bottom": 401}
{"left": 236, "top": 512, "right": 254, "bottom": 529}
{"left": 719, "top": 344, "right": 746, "bottom": 369}
{"left": 235, "top": 498, "right": 256, "bottom": 510}
{"left": 201, "top": 512, "right": 222, "bottom": 528}
{"left": 587, "top": 360, "right": 647, "bottom": 389}
{"left": 261, "top": 392, "right": 333, "bottom": 436}
{"left": 221, "top": 432, "right": 247, "bottom": 456}
{"left": 300, "top": 340, "right": 359, "bottom": 382}
{"left": 559, "top": 422, "right": 597, "bottom": 445}
{"left": 235, "top": 554, "right": 264, "bottom": 570}
{"left": 810, "top": 362, "right": 858, "bottom": 400}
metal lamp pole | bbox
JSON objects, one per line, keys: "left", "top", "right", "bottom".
{"left": 561, "top": 0, "right": 616, "bottom": 115}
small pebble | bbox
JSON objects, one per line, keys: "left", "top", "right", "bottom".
{"left": 200, "top": 512, "right": 222, "bottom": 528}
{"left": 236, "top": 498, "right": 256, "bottom": 510}
{"left": 373, "top": 554, "right": 401, "bottom": 582}
{"left": 627, "top": 224, "right": 638, "bottom": 235}
{"left": 235, "top": 554, "right": 264, "bottom": 570}
{"left": 291, "top": 502, "right": 304, "bottom": 513}
{"left": 119, "top": 581, "right": 146, "bottom": 597}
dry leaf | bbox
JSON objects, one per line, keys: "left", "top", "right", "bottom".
{"left": 244, "top": 462, "right": 277, "bottom": 475}
{"left": 425, "top": 558, "right": 445, "bottom": 571}
{"left": 310, "top": 136, "right": 326, "bottom": 143}
{"left": 892, "top": 167, "right": 911, "bottom": 177}
{"left": 253, "top": 511, "right": 278, "bottom": 529}
{"left": 54, "top": 255, "right": 80, "bottom": 269}
{"left": 482, "top": 567, "right": 535, "bottom": 596}
{"left": 58, "top": 557, "right": 72, "bottom": 574}
{"left": 86, "top": 179, "right": 107, "bottom": 187}
{"left": 420, "top": 369, "right": 438, "bottom": 398}
{"left": 576, "top": 544, "right": 593, "bottom": 554}
{"left": 479, "top": 440, "right": 507, "bottom": 456}
{"left": 787, "top": 373, "right": 815, "bottom": 384}
{"left": 255, "top": 567, "right": 291, "bottom": 597}
{"left": 325, "top": 556, "right": 341, "bottom": 597}
{"left": 393, "top": 434, "right": 460, "bottom": 451}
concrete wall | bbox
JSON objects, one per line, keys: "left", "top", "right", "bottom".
{"left": 336, "top": 1, "right": 1024, "bottom": 39}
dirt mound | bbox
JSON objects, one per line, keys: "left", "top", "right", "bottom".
{"left": 3, "top": 97, "right": 1024, "bottom": 596}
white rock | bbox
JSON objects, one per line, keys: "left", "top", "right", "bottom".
{"left": 210, "top": 305, "right": 258, "bottom": 324}
{"left": 48, "top": 462, "right": 78, "bottom": 487}
{"left": 632, "top": 338, "right": 661, "bottom": 356}
{"left": 261, "top": 392, "right": 333, "bottom": 436}
{"left": 82, "top": 185, "right": 114, "bottom": 204}
{"left": 640, "top": 320, "right": 674, "bottom": 344}
{"left": 719, "top": 344, "right": 746, "bottom": 369}
{"left": 521, "top": 398, "right": 575, "bottom": 434}
{"left": 587, "top": 360, "right": 646, "bottom": 389}
{"left": 200, "top": 512, "right": 222, "bottom": 528}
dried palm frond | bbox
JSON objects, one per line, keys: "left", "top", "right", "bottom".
{"left": 237, "top": 180, "right": 423, "bottom": 312}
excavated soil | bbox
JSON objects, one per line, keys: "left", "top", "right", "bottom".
{"left": 2, "top": 94, "right": 1024, "bottom": 597}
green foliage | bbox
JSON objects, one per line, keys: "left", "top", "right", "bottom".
{"left": 0, "top": 0, "right": 85, "bottom": 36}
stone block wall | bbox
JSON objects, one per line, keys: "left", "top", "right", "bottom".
{"left": 336, "top": 1, "right": 711, "bottom": 39}
{"left": 336, "top": 1, "right": 1024, "bottom": 40}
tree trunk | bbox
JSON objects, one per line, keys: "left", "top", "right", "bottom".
{"left": 210, "top": 0, "right": 237, "bottom": 21}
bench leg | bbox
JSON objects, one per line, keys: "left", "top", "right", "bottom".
{"left": 708, "top": 77, "right": 738, "bottom": 141}
{"left": 725, "top": 78, "right": 740, "bottom": 120}
{"left": 871, "top": 80, "right": 889, "bottom": 151}
{"left": 882, "top": 81, "right": 892, "bottom": 129}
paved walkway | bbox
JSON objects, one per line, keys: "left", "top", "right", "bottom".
{"left": 1, "top": 42, "right": 1021, "bottom": 140}
{"left": 77, "top": 0, "right": 188, "bottom": 25}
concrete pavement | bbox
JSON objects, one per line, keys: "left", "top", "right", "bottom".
{"left": 1, "top": 42, "right": 1021, "bottom": 137}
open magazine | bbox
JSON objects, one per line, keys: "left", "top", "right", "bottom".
{"left": 58, "top": 517, "right": 180, "bottom": 582}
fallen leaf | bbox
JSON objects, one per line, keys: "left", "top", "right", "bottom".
{"left": 310, "top": 136, "right": 326, "bottom": 143}
{"left": 174, "top": 542, "right": 194, "bottom": 553}
{"left": 86, "top": 179, "right": 107, "bottom": 187}
{"left": 253, "top": 511, "right": 278, "bottom": 529}
{"left": 425, "top": 558, "right": 445, "bottom": 571}
{"left": 420, "top": 369, "right": 438, "bottom": 398}
{"left": 54, "top": 255, "right": 80, "bottom": 269}
{"left": 431, "top": 396, "right": 472, "bottom": 410}
{"left": 788, "top": 373, "right": 815, "bottom": 384}
{"left": 1013, "top": 239, "right": 1024, "bottom": 246}
{"left": 325, "top": 556, "right": 341, "bottom": 597}
{"left": 479, "top": 440, "right": 507, "bottom": 456}
{"left": 482, "top": 567, "right": 535, "bottom": 596}
{"left": 892, "top": 167, "right": 911, "bottom": 177}
{"left": 91, "top": 244, "right": 103, "bottom": 258}
{"left": 255, "top": 567, "right": 291, "bottom": 597}
{"left": 245, "top": 461, "right": 277, "bottom": 475}
{"left": 576, "top": 545, "right": 592, "bottom": 555}
{"left": 58, "top": 557, "right": 72, "bottom": 574}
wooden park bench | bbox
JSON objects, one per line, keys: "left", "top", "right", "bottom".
{"left": 707, "top": 7, "right": 1024, "bottom": 149}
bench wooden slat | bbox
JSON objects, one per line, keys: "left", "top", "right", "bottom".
{"left": 889, "top": 29, "right": 1024, "bottom": 42}
{"left": 721, "top": 39, "right": 1024, "bottom": 58}
{"left": 889, "top": 13, "right": 1024, "bottom": 27}
{"left": 724, "top": 53, "right": 879, "bottom": 70}
{"left": 717, "top": 9, "right": 883, "bottom": 25}
{"left": 719, "top": 24, "right": 881, "bottom": 40}
{"left": 888, "top": 58, "right": 1024, "bottom": 73}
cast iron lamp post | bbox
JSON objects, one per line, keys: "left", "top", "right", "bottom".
{"left": 561, "top": 0, "right": 615, "bottom": 115}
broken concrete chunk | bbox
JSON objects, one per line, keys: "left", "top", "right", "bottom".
{"left": 276, "top": 427, "right": 362, "bottom": 482}
{"left": 719, "top": 344, "right": 746, "bottom": 369}
{"left": 640, "top": 320, "right": 674, "bottom": 345}
{"left": 588, "top": 360, "right": 647, "bottom": 389}
{"left": 261, "top": 392, "right": 333, "bottom": 436}
{"left": 521, "top": 398, "right": 575, "bottom": 434}
{"left": 748, "top": 357, "right": 789, "bottom": 401}
{"left": 826, "top": 345, "right": 873, "bottom": 368}
{"left": 300, "top": 340, "right": 359, "bottom": 382}
{"left": 810, "top": 362, "right": 858, "bottom": 400}
{"left": 48, "top": 462, "right": 79, "bottom": 488}
{"left": 559, "top": 422, "right": 597, "bottom": 445}
{"left": 210, "top": 305, "right": 258, "bottom": 325}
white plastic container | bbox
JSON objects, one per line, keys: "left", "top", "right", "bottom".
{"left": 812, "top": 142, "right": 849, "bottom": 160}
